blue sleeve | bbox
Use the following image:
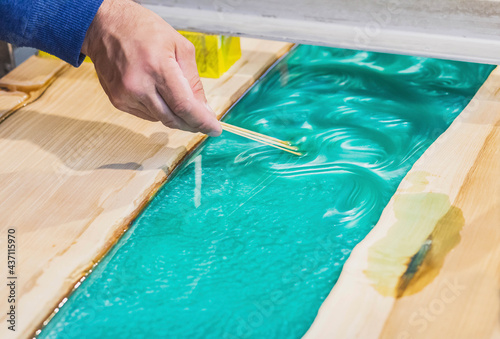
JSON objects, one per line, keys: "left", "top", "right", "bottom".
{"left": 0, "top": 0, "right": 104, "bottom": 67}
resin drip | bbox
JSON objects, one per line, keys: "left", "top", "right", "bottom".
{"left": 39, "top": 46, "right": 494, "bottom": 338}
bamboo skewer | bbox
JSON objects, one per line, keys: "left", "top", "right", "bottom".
{"left": 221, "top": 122, "right": 292, "bottom": 146}
{"left": 225, "top": 127, "right": 303, "bottom": 156}
{"left": 220, "top": 122, "right": 302, "bottom": 156}
{"left": 222, "top": 123, "right": 297, "bottom": 150}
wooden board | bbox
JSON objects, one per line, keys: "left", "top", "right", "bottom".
{"left": 0, "top": 91, "right": 27, "bottom": 120}
{"left": 0, "top": 57, "right": 70, "bottom": 123}
{"left": 305, "top": 66, "right": 500, "bottom": 338}
{"left": 0, "top": 57, "right": 69, "bottom": 92}
{"left": 0, "top": 38, "right": 293, "bottom": 339}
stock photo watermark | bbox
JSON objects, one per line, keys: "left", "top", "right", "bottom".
{"left": 6, "top": 228, "right": 17, "bottom": 332}
{"left": 398, "top": 277, "right": 466, "bottom": 339}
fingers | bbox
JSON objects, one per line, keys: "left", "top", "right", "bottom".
{"left": 127, "top": 107, "right": 158, "bottom": 122}
{"left": 141, "top": 89, "right": 195, "bottom": 132}
{"left": 93, "top": 24, "right": 221, "bottom": 136}
{"left": 99, "top": 64, "right": 217, "bottom": 134}
{"left": 155, "top": 58, "right": 222, "bottom": 136}
{"left": 175, "top": 38, "right": 208, "bottom": 104}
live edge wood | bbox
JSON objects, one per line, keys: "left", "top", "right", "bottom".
{"left": 0, "top": 38, "right": 292, "bottom": 339}
{"left": 306, "top": 67, "right": 500, "bottom": 338}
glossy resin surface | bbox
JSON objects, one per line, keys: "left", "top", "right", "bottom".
{"left": 40, "top": 46, "right": 494, "bottom": 338}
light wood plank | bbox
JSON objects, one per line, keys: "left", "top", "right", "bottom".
{"left": 0, "top": 57, "right": 68, "bottom": 92}
{"left": 306, "top": 67, "right": 500, "bottom": 338}
{"left": 0, "top": 91, "right": 27, "bottom": 120}
{"left": 0, "top": 38, "right": 292, "bottom": 339}
{"left": 0, "top": 57, "right": 70, "bottom": 123}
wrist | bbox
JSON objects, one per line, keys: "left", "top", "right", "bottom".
{"left": 81, "top": 0, "right": 115, "bottom": 58}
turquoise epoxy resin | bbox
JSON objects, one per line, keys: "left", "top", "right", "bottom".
{"left": 40, "top": 46, "right": 494, "bottom": 338}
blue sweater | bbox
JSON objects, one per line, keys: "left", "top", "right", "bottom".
{"left": 0, "top": 0, "right": 104, "bottom": 67}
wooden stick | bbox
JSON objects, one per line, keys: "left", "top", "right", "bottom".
{"left": 225, "top": 128, "right": 302, "bottom": 155}
{"left": 223, "top": 125, "right": 298, "bottom": 151}
{"left": 221, "top": 121, "right": 292, "bottom": 146}
{"left": 226, "top": 129, "right": 303, "bottom": 156}
{"left": 221, "top": 122, "right": 302, "bottom": 156}
{"left": 221, "top": 122, "right": 297, "bottom": 149}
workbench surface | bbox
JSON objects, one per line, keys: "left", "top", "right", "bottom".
{"left": 1, "top": 39, "right": 499, "bottom": 339}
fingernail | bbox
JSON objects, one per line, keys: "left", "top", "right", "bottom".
{"left": 208, "top": 122, "right": 222, "bottom": 137}
{"left": 208, "top": 128, "right": 222, "bottom": 137}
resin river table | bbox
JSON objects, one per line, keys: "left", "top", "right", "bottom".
{"left": 0, "top": 38, "right": 293, "bottom": 338}
{"left": 0, "top": 38, "right": 499, "bottom": 339}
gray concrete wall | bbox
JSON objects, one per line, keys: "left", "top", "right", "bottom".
{"left": 144, "top": 0, "right": 500, "bottom": 64}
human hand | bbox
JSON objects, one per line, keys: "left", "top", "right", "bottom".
{"left": 81, "top": 0, "right": 222, "bottom": 136}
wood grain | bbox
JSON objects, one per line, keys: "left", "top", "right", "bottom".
{"left": 0, "top": 57, "right": 68, "bottom": 92}
{"left": 0, "top": 57, "right": 69, "bottom": 123}
{"left": 0, "top": 91, "right": 27, "bottom": 120}
{"left": 0, "top": 38, "right": 293, "bottom": 339}
{"left": 305, "top": 67, "right": 500, "bottom": 339}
